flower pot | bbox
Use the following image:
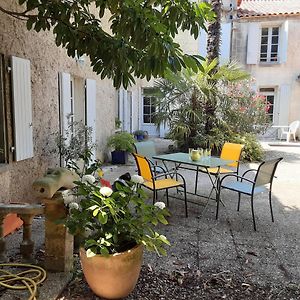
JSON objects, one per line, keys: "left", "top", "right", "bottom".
{"left": 79, "top": 244, "right": 143, "bottom": 299}
{"left": 111, "top": 150, "right": 128, "bottom": 164}
{"left": 135, "top": 134, "right": 144, "bottom": 141}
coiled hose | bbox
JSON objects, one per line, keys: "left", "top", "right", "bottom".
{"left": 0, "top": 263, "right": 47, "bottom": 300}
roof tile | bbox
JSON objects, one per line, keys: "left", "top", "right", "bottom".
{"left": 238, "top": 0, "right": 300, "bottom": 18}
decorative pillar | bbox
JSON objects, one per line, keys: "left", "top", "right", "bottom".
{"left": 19, "top": 214, "right": 35, "bottom": 262}
{"left": 43, "top": 191, "right": 74, "bottom": 272}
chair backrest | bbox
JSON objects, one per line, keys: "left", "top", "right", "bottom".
{"left": 255, "top": 157, "right": 283, "bottom": 187}
{"left": 133, "top": 141, "right": 157, "bottom": 159}
{"left": 220, "top": 143, "right": 244, "bottom": 168}
{"left": 132, "top": 153, "right": 153, "bottom": 182}
{"left": 289, "top": 120, "right": 300, "bottom": 134}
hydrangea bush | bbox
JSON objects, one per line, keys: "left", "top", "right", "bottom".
{"left": 64, "top": 174, "right": 170, "bottom": 257}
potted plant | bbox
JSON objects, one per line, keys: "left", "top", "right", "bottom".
{"left": 107, "top": 131, "right": 135, "bottom": 164}
{"left": 63, "top": 171, "right": 170, "bottom": 299}
{"left": 133, "top": 130, "right": 146, "bottom": 141}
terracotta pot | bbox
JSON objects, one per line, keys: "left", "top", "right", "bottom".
{"left": 79, "top": 244, "right": 143, "bottom": 299}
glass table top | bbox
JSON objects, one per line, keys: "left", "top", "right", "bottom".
{"left": 152, "top": 152, "right": 234, "bottom": 168}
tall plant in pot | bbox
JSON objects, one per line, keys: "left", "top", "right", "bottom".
{"left": 107, "top": 131, "right": 135, "bottom": 164}
{"left": 64, "top": 170, "right": 170, "bottom": 299}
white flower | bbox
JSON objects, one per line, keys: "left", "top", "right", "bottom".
{"left": 82, "top": 175, "right": 96, "bottom": 184}
{"left": 86, "top": 248, "right": 96, "bottom": 258}
{"left": 69, "top": 202, "right": 79, "bottom": 210}
{"left": 131, "top": 174, "right": 144, "bottom": 184}
{"left": 154, "top": 202, "right": 166, "bottom": 209}
{"left": 100, "top": 186, "right": 113, "bottom": 197}
{"left": 61, "top": 190, "right": 74, "bottom": 205}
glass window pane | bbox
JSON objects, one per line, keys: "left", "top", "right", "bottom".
{"left": 261, "top": 28, "right": 268, "bottom": 35}
{"left": 144, "top": 115, "right": 150, "bottom": 123}
{"left": 260, "top": 45, "right": 268, "bottom": 53}
{"left": 144, "top": 106, "right": 150, "bottom": 114}
{"left": 151, "top": 106, "right": 155, "bottom": 114}
{"left": 271, "top": 45, "right": 278, "bottom": 53}
{"left": 144, "top": 97, "right": 150, "bottom": 105}
{"left": 272, "top": 27, "right": 279, "bottom": 35}
{"left": 261, "top": 36, "right": 268, "bottom": 44}
{"left": 272, "top": 36, "right": 278, "bottom": 44}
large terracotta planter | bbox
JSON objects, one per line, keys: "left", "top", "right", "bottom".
{"left": 79, "top": 244, "right": 143, "bottom": 299}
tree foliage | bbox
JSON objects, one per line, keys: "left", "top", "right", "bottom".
{"left": 0, "top": 0, "right": 214, "bottom": 88}
{"left": 153, "top": 60, "right": 269, "bottom": 160}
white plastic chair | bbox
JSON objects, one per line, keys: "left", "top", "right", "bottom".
{"left": 280, "top": 120, "right": 300, "bottom": 142}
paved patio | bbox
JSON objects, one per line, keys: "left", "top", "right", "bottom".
{"left": 103, "top": 140, "right": 300, "bottom": 288}
{"left": 1, "top": 140, "right": 300, "bottom": 299}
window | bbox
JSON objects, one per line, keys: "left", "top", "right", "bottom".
{"left": 260, "top": 88, "right": 275, "bottom": 122}
{"left": 260, "top": 27, "right": 279, "bottom": 63}
{"left": 142, "top": 90, "right": 156, "bottom": 124}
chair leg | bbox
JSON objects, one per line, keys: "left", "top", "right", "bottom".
{"left": 194, "top": 167, "right": 199, "bottom": 194}
{"left": 269, "top": 191, "right": 274, "bottom": 222}
{"left": 237, "top": 193, "right": 241, "bottom": 211}
{"left": 183, "top": 184, "right": 188, "bottom": 218}
{"left": 166, "top": 189, "right": 169, "bottom": 207}
{"left": 216, "top": 187, "right": 221, "bottom": 220}
{"left": 250, "top": 195, "right": 257, "bottom": 231}
{"left": 152, "top": 189, "right": 156, "bottom": 204}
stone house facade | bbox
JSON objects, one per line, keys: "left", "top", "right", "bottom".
{"left": 232, "top": 0, "right": 300, "bottom": 132}
{"left": 0, "top": 1, "right": 116, "bottom": 203}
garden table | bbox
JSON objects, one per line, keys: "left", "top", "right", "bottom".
{"left": 152, "top": 152, "right": 234, "bottom": 201}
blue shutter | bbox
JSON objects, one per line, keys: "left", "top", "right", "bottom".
{"left": 246, "top": 23, "right": 260, "bottom": 64}
{"left": 11, "top": 56, "right": 33, "bottom": 161}
{"left": 59, "top": 72, "right": 72, "bottom": 138}
{"left": 280, "top": 20, "right": 289, "bottom": 63}
{"left": 86, "top": 79, "right": 97, "bottom": 159}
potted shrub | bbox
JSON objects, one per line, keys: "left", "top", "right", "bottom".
{"left": 63, "top": 170, "right": 170, "bottom": 299}
{"left": 107, "top": 132, "right": 135, "bottom": 164}
{"left": 133, "top": 130, "right": 146, "bottom": 141}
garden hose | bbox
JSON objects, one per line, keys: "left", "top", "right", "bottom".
{"left": 0, "top": 263, "right": 47, "bottom": 300}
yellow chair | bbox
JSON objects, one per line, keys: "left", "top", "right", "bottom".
{"left": 132, "top": 153, "right": 188, "bottom": 217}
{"left": 199, "top": 143, "right": 244, "bottom": 198}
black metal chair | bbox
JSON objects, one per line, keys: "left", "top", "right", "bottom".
{"left": 216, "top": 157, "right": 283, "bottom": 231}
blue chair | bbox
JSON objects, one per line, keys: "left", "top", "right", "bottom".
{"left": 216, "top": 158, "right": 283, "bottom": 231}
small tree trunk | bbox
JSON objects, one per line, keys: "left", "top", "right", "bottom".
{"left": 205, "top": 0, "right": 222, "bottom": 134}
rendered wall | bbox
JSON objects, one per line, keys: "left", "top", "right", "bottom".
{"left": 0, "top": 1, "right": 116, "bottom": 203}
{"left": 232, "top": 16, "right": 300, "bottom": 125}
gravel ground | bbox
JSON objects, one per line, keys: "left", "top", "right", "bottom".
{"left": 57, "top": 262, "right": 299, "bottom": 300}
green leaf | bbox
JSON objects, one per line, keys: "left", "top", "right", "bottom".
{"left": 98, "top": 211, "right": 108, "bottom": 224}
{"left": 92, "top": 208, "right": 100, "bottom": 217}
{"left": 157, "top": 214, "right": 168, "bottom": 225}
{"left": 100, "top": 247, "right": 109, "bottom": 256}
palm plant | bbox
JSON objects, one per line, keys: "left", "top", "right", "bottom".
{"left": 153, "top": 60, "right": 267, "bottom": 154}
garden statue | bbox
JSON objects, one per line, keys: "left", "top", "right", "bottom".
{"left": 32, "top": 167, "right": 79, "bottom": 199}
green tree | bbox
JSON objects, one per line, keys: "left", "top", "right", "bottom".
{"left": 153, "top": 60, "right": 268, "bottom": 159}
{"left": 0, "top": 0, "right": 214, "bottom": 88}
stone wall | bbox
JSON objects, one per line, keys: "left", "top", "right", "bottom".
{"left": 0, "top": 1, "right": 116, "bottom": 203}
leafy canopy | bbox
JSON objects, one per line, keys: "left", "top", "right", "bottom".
{"left": 153, "top": 59, "right": 269, "bottom": 159}
{"left": 10, "top": 0, "right": 214, "bottom": 88}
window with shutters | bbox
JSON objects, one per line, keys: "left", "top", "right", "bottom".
{"left": 260, "top": 27, "right": 279, "bottom": 63}
{"left": 142, "top": 89, "right": 156, "bottom": 124}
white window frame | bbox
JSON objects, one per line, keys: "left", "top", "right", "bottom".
{"left": 259, "top": 88, "right": 276, "bottom": 123}
{"left": 142, "top": 90, "right": 156, "bottom": 125}
{"left": 260, "top": 26, "right": 279, "bottom": 63}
